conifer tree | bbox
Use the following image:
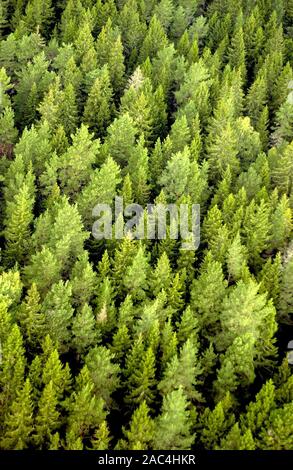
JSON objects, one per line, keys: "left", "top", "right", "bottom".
{"left": 83, "top": 66, "right": 113, "bottom": 137}
{"left": 70, "top": 252, "right": 97, "bottom": 307}
{"left": 243, "top": 199, "right": 271, "bottom": 266}
{"left": 159, "top": 147, "right": 191, "bottom": 201}
{"left": 0, "top": 324, "right": 25, "bottom": 413}
{"left": 158, "top": 338, "right": 201, "bottom": 401}
{"left": 58, "top": 124, "right": 100, "bottom": 199}
{"left": 14, "top": 52, "right": 53, "bottom": 127}
{"left": 85, "top": 346, "right": 120, "bottom": 407}
{"left": 124, "top": 245, "right": 149, "bottom": 301}
{"left": 153, "top": 387, "right": 195, "bottom": 450}
{"left": 226, "top": 232, "right": 248, "bottom": 282}
{"left": 200, "top": 392, "right": 235, "bottom": 450}
{"left": 0, "top": 379, "right": 34, "bottom": 450}
{"left": 91, "top": 421, "right": 111, "bottom": 450}
{"left": 77, "top": 156, "right": 121, "bottom": 225}
{"left": 150, "top": 251, "right": 172, "bottom": 296}
{"left": 125, "top": 346, "right": 156, "bottom": 407}
{"left": 41, "top": 280, "right": 74, "bottom": 352}
{"left": 72, "top": 304, "right": 97, "bottom": 356}
{"left": 17, "top": 283, "right": 44, "bottom": 349}
{"left": 34, "top": 381, "right": 60, "bottom": 448}
{"left": 270, "top": 194, "right": 292, "bottom": 250}
{"left": 127, "top": 136, "right": 149, "bottom": 204}
{"left": 66, "top": 368, "right": 106, "bottom": 442}
{"left": 241, "top": 379, "right": 275, "bottom": 436}
{"left": 278, "top": 253, "right": 293, "bottom": 324}
{"left": 123, "top": 401, "right": 155, "bottom": 450}
{"left": 190, "top": 252, "right": 227, "bottom": 336}
{"left": 42, "top": 349, "right": 72, "bottom": 401}
{"left": 258, "top": 253, "right": 281, "bottom": 305}
{"left": 104, "top": 113, "right": 137, "bottom": 167}
{"left": 24, "top": 247, "right": 61, "bottom": 296}
{"left": 139, "top": 15, "right": 168, "bottom": 62}
{"left": 259, "top": 403, "right": 293, "bottom": 450}
{"left": 160, "top": 320, "right": 178, "bottom": 368}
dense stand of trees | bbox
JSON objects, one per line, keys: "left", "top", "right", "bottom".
{"left": 0, "top": 0, "right": 292, "bottom": 450}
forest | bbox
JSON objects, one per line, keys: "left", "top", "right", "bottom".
{"left": 0, "top": 0, "right": 292, "bottom": 451}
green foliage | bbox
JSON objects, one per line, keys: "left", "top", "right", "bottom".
{"left": 0, "top": 0, "right": 291, "bottom": 452}
{"left": 153, "top": 387, "right": 195, "bottom": 450}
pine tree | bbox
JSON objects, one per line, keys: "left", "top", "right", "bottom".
{"left": 160, "top": 320, "right": 178, "bottom": 368}
{"left": 139, "top": 15, "right": 168, "bottom": 62}
{"left": 70, "top": 252, "right": 97, "bottom": 307}
{"left": 112, "top": 235, "right": 137, "bottom": 295}
{"left": 4, "top": 182, "right": 35, "bottom": 266}
{"left": 17, "top": 282, "right": 45, "bottom": 349}
{"left": 0, "top": 1, "right": 8, "bottom": 38}
{"left": 58, "top": 83, "right": 78, "bottom": 136}
{"left": 127, "top": 136, "right": 149, "bottom": 204}
{"left": 175, "top": 60, "right": 211, "bottom": 127}
{"left": 123, "top": 401, "right": 155, "bottom": 450}
{"left": 0, "top": 324, "right": 25, "bottom": 414}
{"left": 24, "top": 247, "right": 61, "bottom": 296}
{"left": 85, "top": 347, "right": 120, "bottom": 407}
{"left": 219, "top": 422, "right": 255, "bottom": 450}
{"left": 124, "top": 245, "right": 149, "bottom": 301}
{"left": 258, "top": 253, "right": 281, "bottom": 305}
{"left": 278, "top": 253, "right": 293, "bottom": 323}
{"left": 66, "top": 368, "right": 106, "bottom": 442}
{"left": 72, "top": 304, "right": 97, "bottom": 356}
{"left": 200, "top": 393, "right": 235, "bottom": 449}
{"left": 226, "top": 232, "right": 248, "bottom": 282}
{"left": 243, "top": 199, "right": 271, "bottom": 266}
{"left": 159, "top": 147, "right": 191, "bottom": 201}
{"left": 104, "top": 113, "right": 137, "bottom": 167}
{"left": 83, "top": 66, "right": 113, "bottom": 137}
{"left": 107, "top": 35, "right": 125, "bottom": 95}
{"left": 58, "top": 124, "right": 100, "bottom": 199}
{"left": 259, "top": 403, "right": 293, "bottom": 450}
{"left": 207, "top": 123, "right": 239, "bottom": 181}
{"left": 14, "top": 52, "right": 53, "bottom": 128}
{"left": 120, "top": 73, "right": 153, "bottom": 144}
{"left": 154, "top": 0, "right": 174, "bottom": 31}
{"left": 271, "top": 142, "right": 293, "bottom": 195}
{"left": 125, "top": 347, "right": 156, "bottom": 407}
{"left": 77, "top": 156, "right": 121, "bottom": 226}
{"left": 91, "top": 421, "right": 111, "bottom": 450}
{"left": 241, "top": 379, "right": 275, "bottom": 436}
{"left": 150, "top": 251, "right": 172, "bottom": 296}
{"left": 22, "top": 0, "right": 54, "bottom": 36}
{"left": 217, "top": 280, "right": 277, "bottom": 354}
{"left": 34, "top": 381, "right": 60, "bottom": 448}
{"left": 0, "top": 107, "right": 18, "bottom": 148}
{"left": 214, "top": 333, "right": 256, "bottom": 398}
{"left": 270, "top": 194, "right": 292, "bottom": 250}
{"left": 176, "top": 305, "right": 199, "bottom": 346}
{"left": 95, "top": 277, "right": 116, "bottom": 336}
{"left": 111, "top": 324, "right": 131, "bottom": 363}
{"left": 41, "top": 280, "right": 74, "bottom": 352}
{"left": 228, "top": 23, "right": 246, "bottom": 80}
{"left": 0, "top": 379, "right": 34, "bottom": 450}
{"left": 42, "top": 349, "right": 71, "bottom": 401}
{"left": 32, "top": 196, "right": 87, "bottom": 276}
{"left": 158, "top": 338, "right": 201, "bottom": 401}
{"left": 14, "top": 120, "right": 52, "bottom": 175}
{"left": 153, "top": 387, "right": 195, "bottom": 450}
{"left": 190, "top": 252, "right": 227, "bottom": 337}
